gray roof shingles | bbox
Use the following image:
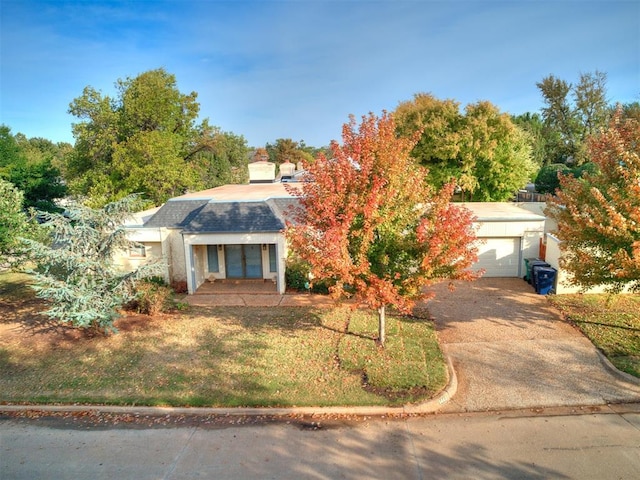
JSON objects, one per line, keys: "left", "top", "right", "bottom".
{"left": 143, "top": 200, "right": 209, "bottom": 228}
{"left": 181, "top": 202, "right": 285, "bottom": 233}
{"left": 143, "top": 196, "right": 303, "bottom": 233}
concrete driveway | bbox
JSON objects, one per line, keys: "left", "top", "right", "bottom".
{"left": 424, "top": 278, "right": 640, "bottom": 412}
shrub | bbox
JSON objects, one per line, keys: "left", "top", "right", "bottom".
{"left": 171, "top": 280, "right": 188, "bottom": 294}
{"left": 285, "top": 258, "right": 331, "bottom": 294}
{"left": 132, "top": 278, "right": 174, "bottom": 316}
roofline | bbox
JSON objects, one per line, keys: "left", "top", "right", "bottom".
{"left": 180, "top": 229, "right": 285, "bottom": 235}
{"left": 474, "top": 216, "right": 545, "bottom": 222}
{"left": 163, "top": 195, "right": 299, "bottom": 203}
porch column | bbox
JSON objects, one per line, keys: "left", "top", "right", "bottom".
{"left": 183, "top": 238, "right": 196, "bottom": 294}
{"left": 277, "top": 239, "right": 286, "bottom": 295}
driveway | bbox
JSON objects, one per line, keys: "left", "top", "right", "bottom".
{"left": 425, "top": 278, "right": 640, "bottom": 412}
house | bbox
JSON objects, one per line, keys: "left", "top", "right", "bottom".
{"left": 116, "top": 161, "right": 303, "bottom": 295}
{"left": 118, "top": 182, "right": 301, "bottom": 295}
{"left": 117, "top": 161, "right": 547, "bottom": 294}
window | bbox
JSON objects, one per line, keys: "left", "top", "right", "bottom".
{"left": 269, "top": 244, "right": 277, "bottom": 272}
{"left": 129, "top": 245, "right": 146, "bottom": 258}
{"left": 207, "top": 245, "right": 220, "bottom": 272}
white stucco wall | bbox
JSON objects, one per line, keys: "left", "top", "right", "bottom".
{"left": 166, "top": 229, "right": 187, "bottom": 282}
{"left": 114, "top": 241, "right": 162, "bottom": 273}
{"left": 546, "top": 233, "right": 633, "bottom": 294}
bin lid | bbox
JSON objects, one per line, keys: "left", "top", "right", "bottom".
{"left": 531, "top": 261, "right": 550, "bottom": 267}
{"left": 535, "top": 267, "right": 556, "bottom": 273}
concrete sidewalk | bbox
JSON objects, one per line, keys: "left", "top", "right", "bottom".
{"left": 425, "top": 278, "right": 640, "bottom": 412}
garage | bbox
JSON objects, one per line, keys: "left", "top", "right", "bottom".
{"left": 462, "top": 203, "right": 546, "bottom": 278}
{"left": 475, "top": 237, "right": 521, "bottom": 277}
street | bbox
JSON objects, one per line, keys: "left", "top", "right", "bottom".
{"left": 2, "top": 405, "right": 639, "bottom": 479}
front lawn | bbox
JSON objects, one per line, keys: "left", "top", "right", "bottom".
{"left": 549, "top": 294, "right": 640, "bottom": 377}
{"left": 0, "top": 272, "right": 447, "bottom": 407}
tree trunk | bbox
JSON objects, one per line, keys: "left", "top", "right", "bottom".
{"left": 378, "top": 305, "right": 386, "bottom": 347}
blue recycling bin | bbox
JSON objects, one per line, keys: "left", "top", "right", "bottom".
{"left": 534, "top": 267, "right": 556, "bottom": 295}
{"left": 529, "top": 260, "right": 550, "bottom": 288}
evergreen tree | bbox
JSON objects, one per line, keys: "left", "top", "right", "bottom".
{"left": 24, "top": 195, "right": 163, "bottom": 333}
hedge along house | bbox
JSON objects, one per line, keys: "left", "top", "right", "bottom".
{"left": 461, "top": 202, "right": 546, "bottom": 278}
{"left": 117, "top": 161, "right": 303, "bottom": 295}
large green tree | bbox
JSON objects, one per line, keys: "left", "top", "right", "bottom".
{"left": 537, "top": 70, "right": 610, "bottom": 165}
{"left": 66, "top": 68, "right": 243, "bottom": 206}
{"left": 394, "top": 93, "right": 464, "bottom": 189}
{"left": 459, "top": 101, "right": 535, "bottom": 201}
{"left": 0, "top": 179, "right": 30, "bottom": 258}
{"left": 512, "top": 112, "right": 548, "bottom": 168}
{"left": 24, "top": 195, "right": 163, "bottom": 333}
{"left": 546, "top": 110, "right": 640, "bottom": 293}
{"left": 265, "top": 138, "right": 315, "bottom": 166}
{"left": 192, "top": 127, "right": 249, "bottom": 188}
{"left": 0, "top": 126, "right": 67, "bottom": 211}
{"left": 395, "top": 94, "right": 534, "bottom": 201}
{"left": 286, "top": 112, "right": 479, "bottom": 345}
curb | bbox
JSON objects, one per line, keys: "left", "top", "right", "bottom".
{"left": 0, "top": 350, "right": 458, "bottom": 419}
{"left": 595, "top": 349, "right": 640, "bottom": 386}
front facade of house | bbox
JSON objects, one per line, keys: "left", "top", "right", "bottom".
{"left": 115, "top": 158, "right": 552, "bottom": 293}
{"left": 117, "top": 183, "right": 548, "bottom": 294}
{"left": 118, "top": 182, "right": 300, "bottom": 295}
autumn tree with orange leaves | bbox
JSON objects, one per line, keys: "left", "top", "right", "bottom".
{"left": 546, "top": 109, "right": 640, "bottom": 293}
{"left": 286, "top": 112, "right": 480, "bottom": 346}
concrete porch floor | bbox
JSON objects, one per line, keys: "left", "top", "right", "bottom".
{"left": 195, "top": 279, "right": 278, "bottom": 295}
{"left": 187, "top": 279, "right": 337, "bottom": 307}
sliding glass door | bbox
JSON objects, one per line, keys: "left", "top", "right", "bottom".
{"left": 225, "top": 245, "right": 262, "bottom": 279}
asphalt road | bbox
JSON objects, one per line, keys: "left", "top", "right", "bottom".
{"left": 2, "top": 405, "right": 640, "bottom": 480}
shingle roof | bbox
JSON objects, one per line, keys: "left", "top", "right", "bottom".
{"left": 143, "top": 200, "right": 209, "bottom": 228}
{"left": 268, "top": 197, "right": 302, "bottom": 225}
{"left": 181, "top": 201, "right": 285, "bottom": 233}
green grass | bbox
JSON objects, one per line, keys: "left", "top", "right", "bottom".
{"left": 549, "top": 294, "right": 640, "bottom": 377}
{"left": 0, "top": 272, "right": 447, "bottom": 407}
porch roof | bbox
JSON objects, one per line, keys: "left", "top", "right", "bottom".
{"left": 181, "top": 201, "right": 285, "bottom": 233}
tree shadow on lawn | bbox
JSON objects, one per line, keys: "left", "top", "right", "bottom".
{"left": 0, "top": 311, "right": 275, "bottom": 407}
{"left": 191, "top": 305, "right": 327, "bottom": 334}
{"left": 0, "top": 290, "right": 98, "bottom": 345}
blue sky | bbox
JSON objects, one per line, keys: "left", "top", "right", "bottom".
{"left": 1, "top": 0, "right": 638, "bottom": 148}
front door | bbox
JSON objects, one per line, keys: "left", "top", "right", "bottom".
{"left": 225, "top": 245, "right": 262, "bottom": 279}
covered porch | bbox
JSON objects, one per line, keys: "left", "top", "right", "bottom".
{"left": 183, "top": 233, "right": 287, "bottom": 295}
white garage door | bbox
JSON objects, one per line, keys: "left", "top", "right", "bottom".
{"left": 474, "top": 237, "right": 521, "bottom": 277}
